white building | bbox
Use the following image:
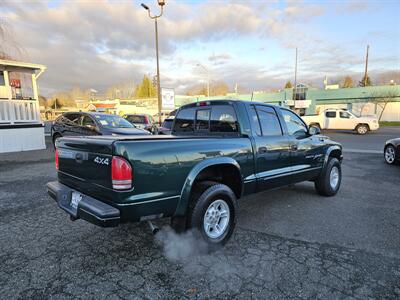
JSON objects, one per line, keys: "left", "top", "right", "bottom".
{"left": 0, "top": 59, "right": 46, "bottom": 153}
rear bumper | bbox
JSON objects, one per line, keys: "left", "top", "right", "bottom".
{"left": 47, "top": 181, "right": 120, "bottom": 227}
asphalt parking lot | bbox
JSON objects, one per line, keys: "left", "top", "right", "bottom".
{"left": 0, "top": 131, "right": 399, "bottom": 299}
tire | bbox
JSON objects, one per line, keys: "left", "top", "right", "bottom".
{"left": 355, "top": 124, "right": 368, "bottom": 135}
{"left": 52, "top": 133, "right": 62, "bottom": 149}
{"left": 186, "top": 181, "right": 237, "bottom": 250}
{"left": 314, "top": 157, "right": 341, "bottom": 196}
{"left": 311, "top": 123, "right": 321, "bottom": 131}
{"left": 384, "top": 145, "right": 397, "bottom": 165}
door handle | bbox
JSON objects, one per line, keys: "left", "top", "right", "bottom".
{"left": 258, "top": 146, "right": 268, "bottom": 153}
{"left": 290, "top": 144, "right": 298, "bottom": 151}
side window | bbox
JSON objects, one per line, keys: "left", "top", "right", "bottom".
{"left": 81, "top": 116, "right": 95, "bottom": 127}
{"left": 174, "top": 107, "right": 196, "bottom": 132}
{"left": 256, "top": 106, "right": 282, "bottom": 136}
{"left": 63, "top": 114, "right": 81, "bottom": 125}
{"left": 326, "top": 111, "right": 336, "bottom": 118}
{"left": 195, "top": 109, "right": 210, "bottom": 131}
{"left": 340, "top": 111, "right": 350, "bottom": 119}
{"left": 249, "top": 106, "right": 261, "bottom": 136}
{"left": 281, "top": 109, "right": 308, "bottom": 139}
{"left": 0, "top": 71, "right": 5, "bottom": 86}
{"left": 210, "top": 105, "right": 238, "bottom": 133}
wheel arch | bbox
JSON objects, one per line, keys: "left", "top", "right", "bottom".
{"left": 355, "top": 123, "right": 370, "bottom": 131}
{"left": 323, "top": 145, "right": 343, "bottom": 170}
{"left": 175, "top": 157, "right": 242, "bottom": 217}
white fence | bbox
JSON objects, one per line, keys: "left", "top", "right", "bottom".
{"left": 0, "top": 99, "right": 41, "bottom": 124}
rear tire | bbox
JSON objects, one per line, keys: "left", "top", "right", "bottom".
{"left": 314, "top": 157, "right": 341, "bottom": 196}
{"left": 186, "top": 181, "right": 237, "bottom": 251}
{"left": 356, "top": 124, "right": 368, "bottom": 135}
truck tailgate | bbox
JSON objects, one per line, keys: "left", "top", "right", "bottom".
{"left": 56, "top": 136, "right": 114, "bottom": 191}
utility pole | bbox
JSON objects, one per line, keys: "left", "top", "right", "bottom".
{"left": 363, "top": 45, "right": 369, "bottom": 87}
{"left": 293, "top": 47, "right": 298, "bottom": 102}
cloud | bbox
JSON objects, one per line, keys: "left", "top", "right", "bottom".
{"left": 0, "top": 0, "right": 398, "bottom": 95}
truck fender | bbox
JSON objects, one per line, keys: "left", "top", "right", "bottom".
{"left": 323, "top": 145, "right": 343, "bottom": 171}
{"left": 174, "top": 157, "right": 242, "bottom": 217}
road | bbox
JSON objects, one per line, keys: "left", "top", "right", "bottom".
{"left": 322, "top": 126, "right": 399, "bottom": 153}
{"left": 0, "top": 136, "right": 399, "bottom": 299}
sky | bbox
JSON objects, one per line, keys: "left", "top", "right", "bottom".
{"left": 1, "top": 0, "right": 399, "bottom": 96}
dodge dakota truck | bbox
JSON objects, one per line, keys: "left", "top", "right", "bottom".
{"left": 47, "top": 100, "right": 343, "bottom": 247}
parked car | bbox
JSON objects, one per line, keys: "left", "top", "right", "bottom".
{"left": 302, "top": 108, "right": 379, "bottom": 134}
{"left": 51, "top": 112, "right": 150, "bottom": 146}
{"left": 47, "top": 100, "right": 343, "bottom": 248}
{"left": 384, "top": 138, "right": 400, "bottom": 165}
{"left": 157, "top": 117, "right": 174, "bottom": 135}
{"left": 123, "top": 114, "right": 157, "bottom": 134}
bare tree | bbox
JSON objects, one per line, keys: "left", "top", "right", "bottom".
{"left": 367, "top": 89, "right": 400, "bottom": 121}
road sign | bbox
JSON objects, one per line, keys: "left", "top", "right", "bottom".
{"left": 161, "top": 88, "right": 175, "bottom": 110}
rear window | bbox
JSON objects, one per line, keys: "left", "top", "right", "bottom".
{"left": 126, "top": 115, "right": 147, "bottom": 124}
{"left": 162, "top": 119, "right": 174, "bottom": 129}
{"left": 174, "top": 104, "right": 239, "bottom": 134}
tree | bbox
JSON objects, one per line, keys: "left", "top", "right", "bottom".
{"left": 284, "top": 81, "right": 293, "bottom": 89}
{"left": 50, "top": 98, "right": 64, "bottom": 109}
{"left": 134, "top": 75, "right": 157, "bottom": 98}
{"left": 368, "top": 89, "right": 399, "bottom": 121}
{"left": 342, "top": 76, "right": 354, "bottom": 88}
{"left": 359, "top": 75, "right": 372, "bottom": 87}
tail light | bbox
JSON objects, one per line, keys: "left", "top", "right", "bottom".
{"left": 55, "top": 149, "right": 59, "bottom": 170}
{"left": 111, "top": 156, "right": 132, "bottom": 190}
{"left": 144, "top": 115, "right": 149, "bottom": 124}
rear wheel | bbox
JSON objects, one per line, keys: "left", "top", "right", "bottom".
{"left": 314, "top": 157, "right": 341, "bottom": 196}
{"left": 384, "top": 145, "right": 397, "bottom": 165}
{"left": 356, "top": 124, "right": 368, "bottom": 135}
{"left": 186, "top": 181, "right": 236, "bottom": 250}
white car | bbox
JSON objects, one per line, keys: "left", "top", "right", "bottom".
{"left": 302, "top": 109, "right": 379, "bottom": 135}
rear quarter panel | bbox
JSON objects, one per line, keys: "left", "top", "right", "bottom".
{"left": 113, "top": 138, "right": 254, "bottom": 214}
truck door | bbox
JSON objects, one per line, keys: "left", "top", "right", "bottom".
{"left": 279, "top": 108, "right": 325, "bottom": 182}
{"left": 325, "top": 110, "right": 338, "bottom": 129}
{"left": 336, "top": 110, "right": 355, "bottom": 129}
{"left": 248, "top": 105, "right": 292, "bottom": 190}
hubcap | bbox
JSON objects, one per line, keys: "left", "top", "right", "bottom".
{"left": 330, "top": 166, "right": 339, "bottom": 190}
{"left": 203, "top": 199, "right": 230, "bottom": 239}
{"left": 358, "top": 126, "right": 367, "bottom": 134}
{"left": 385, "top": 147, "right": 395, "bottom": 163}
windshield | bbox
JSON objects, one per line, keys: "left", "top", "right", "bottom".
{"left": 94, "top": 114, "right": 134, "bottom": 128}
{"left": 162, "top": 119, "right": 173, "bottom": 129}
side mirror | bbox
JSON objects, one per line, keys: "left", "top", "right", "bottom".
{"left": 309, "top": 125, "right": 321, "bottom": 135}
{"left": 86, "top": 124, "right": 97, "bottom": 131}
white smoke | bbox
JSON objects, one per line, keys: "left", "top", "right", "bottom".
{"left": 155, "top": 226, "right": 209, "bottom": 263}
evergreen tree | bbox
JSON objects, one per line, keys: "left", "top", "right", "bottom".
{"left": 135, "top": 75, "right": 157, "bottom": 97}
{"left": 359, "top": 75, "right": 372, "bottom": 87}
{"left": 284, "top": 81, "right": 293, "bottom": 89}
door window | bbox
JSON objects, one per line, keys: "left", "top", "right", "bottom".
{"left": 81, "top": 116, "right": 96, "bottom": 127}
{"left": 340, "top": 111, "right": 351, "bottom": 119}
{"left": 281, "top": 109, "right": 308, "bottom": 139}
{"left": 249, "top": 106, "right": 261, "bottom": 136}
{"left": 325, "top": 111, "right": 336, "bottom": 118}
{"left": 256, "top": 106, "right": 282, "bottom": 136}
{"left": 63, "top": 113, "right": 81, "bottom": 125}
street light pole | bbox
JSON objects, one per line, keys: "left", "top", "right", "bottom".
{"left": 197, "top": 63, "right": 210, "bottom": 98}
{"left": 141, "top": 1, "right": 165, "bottom": 125}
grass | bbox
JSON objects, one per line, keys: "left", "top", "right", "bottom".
{"left": 379, "top": 121, "right": 400, "bottom": 127}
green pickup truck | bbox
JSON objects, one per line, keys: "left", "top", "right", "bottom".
{"left": 47, "top": 100, "right": 343, "bottom": 247}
